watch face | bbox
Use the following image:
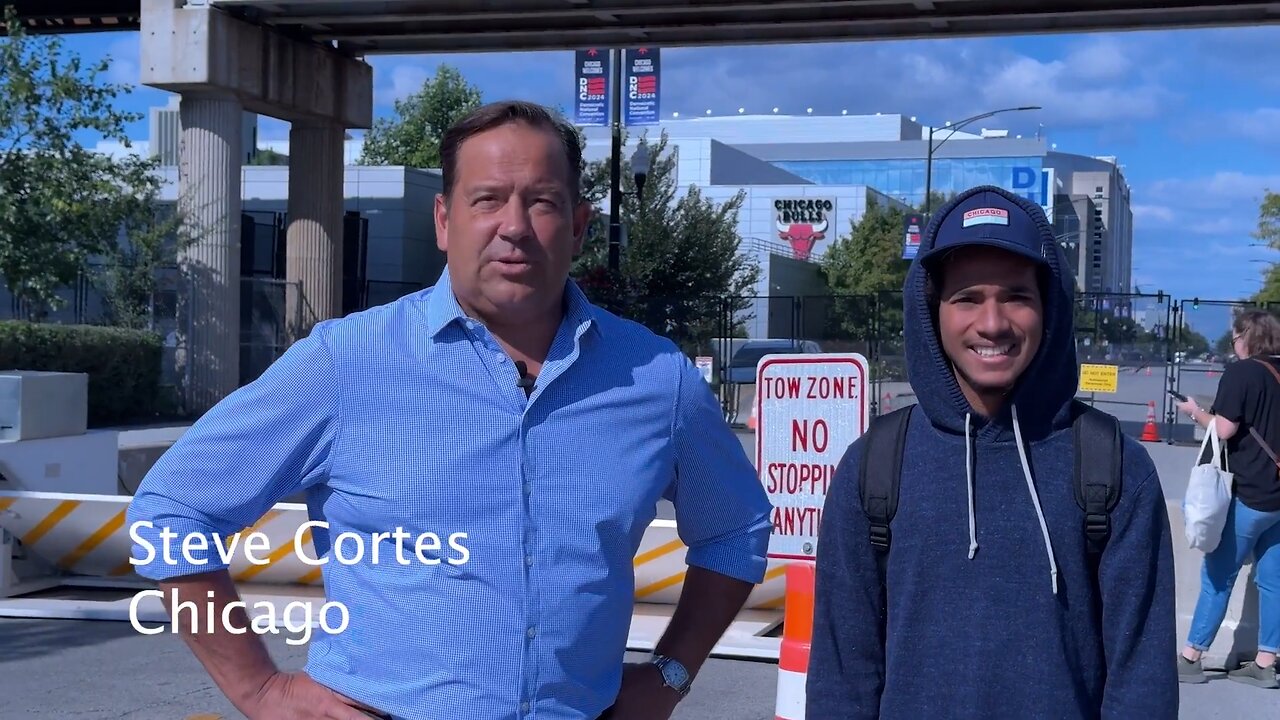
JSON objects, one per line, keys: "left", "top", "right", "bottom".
{"left": 658, "top": 658, "right": 691, "bottom": 691}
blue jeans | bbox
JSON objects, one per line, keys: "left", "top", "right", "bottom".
{"left": 1187, "top": 497, "right": 1280, "bottom": 654}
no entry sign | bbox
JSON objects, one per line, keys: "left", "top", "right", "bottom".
{"left": 755, "top": 353, "right": 869, "bottom": 561}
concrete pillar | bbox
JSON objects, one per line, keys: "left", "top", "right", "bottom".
{"left": 286, "top": 121, "right": 345, "bottom": 338}
{"left": 176, "top": 93, "right": 243, "bottom": 413}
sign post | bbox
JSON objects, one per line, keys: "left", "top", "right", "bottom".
{"left": 756, "top": 353, "right": 870, "bottom": 561}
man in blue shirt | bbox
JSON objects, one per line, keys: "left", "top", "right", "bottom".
{"left": 127, "top": 99, "right": 774, "bottom": 720}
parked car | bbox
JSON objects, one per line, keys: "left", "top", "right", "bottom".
{"left": 724, "top": 339, "right": 822, "bottom": 385}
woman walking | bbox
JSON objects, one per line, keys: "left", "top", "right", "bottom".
{"left": 1176, "top": 309, "right": 1280, "bottom": 688}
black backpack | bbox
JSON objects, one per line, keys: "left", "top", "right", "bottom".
{"left": 858, "top": 399, "right": 1123, "bottom": 584}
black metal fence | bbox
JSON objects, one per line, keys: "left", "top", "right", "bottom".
{"left": 4, "top": 265, "right": 1276, "bottom": 442}
{"left": 0, "top": 266, "right": 301, "bottom": 418}
{"left": 617, "top": 289, "right": 1276, "bottom": 444}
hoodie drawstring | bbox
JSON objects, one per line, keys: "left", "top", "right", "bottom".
{"left": 965, "top": 413, "right": 977, "bottom": 559}
{"left": 963, "top": 406, "right": 1060, "bottom": 595}
{"left": 1012, "top": 405, "right": 1060, "bottom": 595}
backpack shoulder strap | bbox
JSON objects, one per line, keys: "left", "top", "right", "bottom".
{"left": 860, "top": 404, "right": 914, "bottom": 554}
{"left": 1071, "top": 400, "right": 1123, "bottom": 559}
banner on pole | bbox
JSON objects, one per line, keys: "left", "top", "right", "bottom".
{"left": 574, "top": 49, "right": 608, "bottom": 126}
{"left": 901, "top": 212, "right": 925, "bottom": 260}
{"left": 623, "top": 47, "right": 660, "bottom": 125}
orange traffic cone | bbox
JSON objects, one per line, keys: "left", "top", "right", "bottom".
{"left": 1140, "top": 401, "right": 1160, "bottom": 442}
{"left": 774, "top": 562, "right": 815, "bottom": 720}
{"left": 748, "top": 400, "right": 757, "bottom": 431}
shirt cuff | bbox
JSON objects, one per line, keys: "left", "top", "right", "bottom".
{"left": 682, "top": 515, "right": 773, "bottom": 584}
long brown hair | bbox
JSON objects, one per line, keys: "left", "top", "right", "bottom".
{"left": 1234, "top": 309, "right": 1280, "bottom": 357}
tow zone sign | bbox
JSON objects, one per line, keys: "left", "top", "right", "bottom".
{"left": 756, "top": 354, "right": 869, "bottom": 561}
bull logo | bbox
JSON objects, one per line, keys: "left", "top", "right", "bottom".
{"left": 776, "top": 215, "right": 828, "bottom": 261}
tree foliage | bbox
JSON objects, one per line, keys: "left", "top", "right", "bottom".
{"left": 821, "top": 196, "right": 911, "bottom": 297}
{"left": 572, "top": 130, "right": 760, "bottom": 352}
{"left": 1251, "top": 191, "right": 1280, "bottom": 304}
{"left": 358, "top": 65, "right": 483, "bottom": 168}
{"left": 0, "top": 7, "right": 167, "bottom": 318}
{"left": 93, "top": 195, "right": 199, "bottom": 330}
{"left": 816, "top": 196, "right": 911, "bottom": 355}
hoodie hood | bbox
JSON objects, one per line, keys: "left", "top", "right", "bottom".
{"left": 904, "top": 184, "right": 1079, "bottom": 443}
{"left": 902, "top": 185, "right": 1080, "bottom": 594}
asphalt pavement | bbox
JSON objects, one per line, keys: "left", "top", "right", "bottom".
{"left": 0, "top": 613, "right": 1271, "bottom": 719}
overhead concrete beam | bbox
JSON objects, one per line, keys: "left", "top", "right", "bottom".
{"left": 139, "top": 0, "right": 372, "bottom": 129}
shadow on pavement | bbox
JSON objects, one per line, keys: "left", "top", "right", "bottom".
{"left": 0, "top": 617, "right": 141, "bottom": 664}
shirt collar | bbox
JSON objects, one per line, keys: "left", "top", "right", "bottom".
{"left": 425, "top": 265, "right": 603, "bottom": 340}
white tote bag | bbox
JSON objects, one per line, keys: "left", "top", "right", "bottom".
{"left": 1183, "top": 423, "right": 1233, "bottom": 553}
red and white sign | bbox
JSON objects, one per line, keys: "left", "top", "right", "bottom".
{"left": 755, "top": 354, "right": 869, "bottom": 561}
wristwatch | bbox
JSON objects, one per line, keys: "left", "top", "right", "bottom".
{"left": 649, "top": 654, "right": 692, "bottom": 698}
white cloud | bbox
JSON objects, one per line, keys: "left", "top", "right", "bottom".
{"left": 1132, "top": 204, "right": 1176, "bottom": 224}
{"left": 1148, "top": 171, "right": 1280, "bottom": 210}
{"left": 1062, "top": 37, "right": 1132, "bottom": 83}
{"left": 1176, "top": 108, "right": 1280, "bottom": 146}
{"left": 1133, "top": 171, "right": 1280, "bottom": 299}
{"left": 359, "top": 34, "right": 1177, "bottom": 133}
{"left": 375, "top": 64, "right": 431, "bottom": 106}
{"left": 1219, "top": 108, "right": 1280, "bottom": 145}
{"left": 104, "top": 36, "right": 139, "bottom": 86}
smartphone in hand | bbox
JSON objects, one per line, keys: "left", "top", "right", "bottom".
{"left": 1168, "top": 390, "right": 1189, "bottom": 402}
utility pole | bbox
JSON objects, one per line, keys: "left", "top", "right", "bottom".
{"left": 608, "top": 47, "right": 624, "bottom": 274}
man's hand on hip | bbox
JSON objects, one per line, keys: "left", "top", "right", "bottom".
{"left": 242, "top": 671, "right": 390, "bottom": 720}
{"left": 602, "top": 662, "right": 682, "bottom": 720}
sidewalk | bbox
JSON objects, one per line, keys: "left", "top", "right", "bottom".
{"left": 0, "top": 616, "right": 1271, "bottom": 719}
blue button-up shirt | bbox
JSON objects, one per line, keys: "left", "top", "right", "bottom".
{"left": 127, "top": 267, "right": 773, "bottom": 719}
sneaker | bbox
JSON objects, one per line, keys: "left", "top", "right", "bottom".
{"left": 1227, "top": 661, "right": 1279, "bottom": 689}
{"left": 1178, "top": 655, "right": 1207, "bottom": 684}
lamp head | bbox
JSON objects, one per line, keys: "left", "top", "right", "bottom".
{"left": 631, "top": 142, "right": 651, "bottom": 197}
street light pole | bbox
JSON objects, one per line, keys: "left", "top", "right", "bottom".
{"left": 608, "top": 47, "right": 624, "bottom": 274}
{"left": 922, "top": 105, "right": 1041, "bottom": 219}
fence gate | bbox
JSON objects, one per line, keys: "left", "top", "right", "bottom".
{"left": 1072, "top": 292, "right": 1174, "bottom": 439}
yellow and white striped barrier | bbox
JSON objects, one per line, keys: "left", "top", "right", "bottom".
{"left": 0, "top": 490, "right": 788, "bottom": 609}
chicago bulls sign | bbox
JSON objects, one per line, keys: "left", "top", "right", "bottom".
{"left": 775, "top": 198, "right": 835, "bottom": 261}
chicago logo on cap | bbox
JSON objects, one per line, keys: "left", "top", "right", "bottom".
{"left": 962, "top": 207, "right": 1010, "bottom": 227}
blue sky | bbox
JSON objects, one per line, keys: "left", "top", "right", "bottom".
{"left": 64, "top": 26, "right": 1280, "bottom": 337}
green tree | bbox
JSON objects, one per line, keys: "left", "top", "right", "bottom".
{"left": 248, "top": 148, "right": 289, "bottom": 165}
{"left": 1251, "top": 191, "right": 1280, "bottom": 304}
{"left": 0, "top": 6, "right": 164, "bottom": 318}
{"left": 822, "top": 197, "right": 911, "bottom": 296}
{"left": 818, "top": 197, "right": 911, "bottom": 358}
{"left": 90, "top": 190, "right": 200, "bottom": 330}
{"left": 1215, "top": 329, "right": 1235, "bottom": 356}
{"left": 1178, "top": 325, "right": 1211, "bottom": 357}
{"left": 573, "top": 130, "right": 760, "bottom": 354}
{"left": 358, "top": 65, "right": 483, "bottom": 168}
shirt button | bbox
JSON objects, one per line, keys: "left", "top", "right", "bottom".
{"left": 525, "top": 554, "right": 534, "bottom": 566}
{"left": 526, "top": 626, "right": 537, "bottom": 639}
{"left": 521, "top": 701, "right": 530, "bottom": 713}
{"left": 523, "top": 481, "right": 532, "bottom": 495}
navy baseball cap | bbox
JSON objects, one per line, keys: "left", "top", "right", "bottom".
{"left": 918, "top": 186, "right": 1049, "bottom": 270}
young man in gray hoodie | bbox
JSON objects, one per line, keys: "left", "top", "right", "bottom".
{"left": 807, "top": 185, "right": 1178, "bottom": 718}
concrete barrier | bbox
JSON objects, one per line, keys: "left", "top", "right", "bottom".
{"left": 0, "top": 489, "right": 788, "bottom": 610}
